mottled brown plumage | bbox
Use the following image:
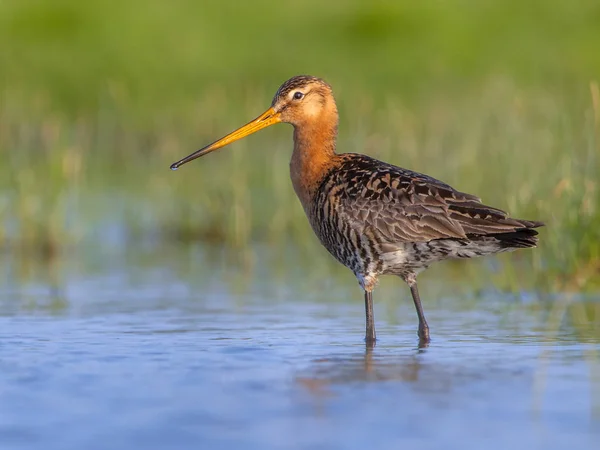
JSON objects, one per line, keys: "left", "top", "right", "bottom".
{"left": 171, "top": 75, "right": 544, "bottom": 346}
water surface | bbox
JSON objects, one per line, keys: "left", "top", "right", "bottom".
{"left": 1, "top": 245, "right": 598, "bottom": 450}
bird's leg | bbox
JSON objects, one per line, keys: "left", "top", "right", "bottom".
{"left": 364, "top": 290, "right": 376, "bottom": 347}
{"left": 406, "top": 276, "right": 430, "bottom": 343}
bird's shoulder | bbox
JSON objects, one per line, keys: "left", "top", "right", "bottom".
{"left": 334, "top": 153, "right": 477, "bottom": 200}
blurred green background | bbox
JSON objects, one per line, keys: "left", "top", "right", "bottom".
{"left": 0, "top": 0, "right": 599, "bottom": 291}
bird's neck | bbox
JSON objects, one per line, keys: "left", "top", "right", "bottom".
{"left": 290, "top": 114, "right": 339, "bottom": 209}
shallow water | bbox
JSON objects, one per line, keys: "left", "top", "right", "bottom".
{"left": 0, "top": 245, "right": 599, "bottom": 450}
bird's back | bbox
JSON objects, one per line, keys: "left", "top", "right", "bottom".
{"left": 307, "top": 153, "right": 543, "bottom": 280}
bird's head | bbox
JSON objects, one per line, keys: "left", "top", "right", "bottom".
{"left": 170, "top": 75, "right": 336, "bottom": 170}
{"left": 270, "top": 75, "right": 335, "bottom": 126}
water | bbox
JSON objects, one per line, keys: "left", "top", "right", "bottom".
{"left": 0, "top": 244, "right": 598, "bottom": 450}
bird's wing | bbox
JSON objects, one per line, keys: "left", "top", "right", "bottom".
{"left": 332, "top": 155, "right": 537, "bottom": 243}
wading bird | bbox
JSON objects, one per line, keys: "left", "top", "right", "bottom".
{"left": 171, "top": 75, "right": 543, "bottom": 346}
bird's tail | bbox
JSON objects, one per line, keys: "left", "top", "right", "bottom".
{"left": 490, "top": 220, "right": 544, "bottom": 249}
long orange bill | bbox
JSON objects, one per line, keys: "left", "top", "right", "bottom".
{"left": 170, "top": 107, "right": 281, "bottom": 170}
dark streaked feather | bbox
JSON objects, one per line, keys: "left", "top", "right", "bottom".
{"left": 272, "top": 75, "right": 329, "bottom": 105}
{"left": 319, "top": 154, "right": 543, "bottom": 246}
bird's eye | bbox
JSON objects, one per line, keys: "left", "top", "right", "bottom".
{"left": 293, "top": 91, "right": 304, "bottom": 100}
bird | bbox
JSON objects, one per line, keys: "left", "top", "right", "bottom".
{"left": 170, "top": 75, "right": 544, "bottom": 346}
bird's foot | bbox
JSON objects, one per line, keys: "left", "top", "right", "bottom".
{"left": 418, "top": 325, "right": 430, "bottom": 344}
{"left": 365, "top": 335, "right": 377, "bottom": 348}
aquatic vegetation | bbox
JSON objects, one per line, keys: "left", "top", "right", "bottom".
{"left": 0, "top": 0, "right": 598, "bottom": 291}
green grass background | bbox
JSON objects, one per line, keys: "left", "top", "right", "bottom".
{"left": 1, "top": 0, "right": 599, "bottom": 292}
